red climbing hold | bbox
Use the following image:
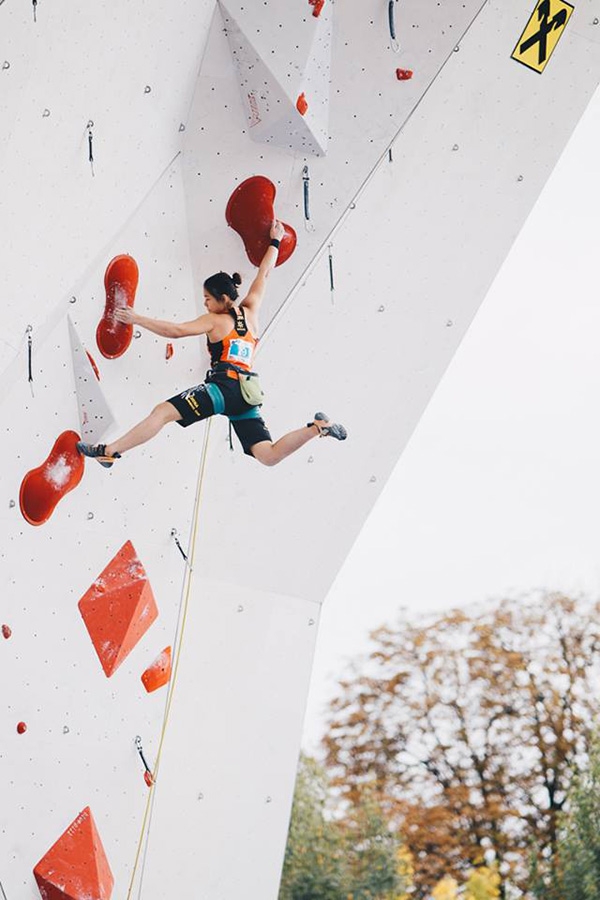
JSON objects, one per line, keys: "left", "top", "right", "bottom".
{"left": 17, "top": 721, "right": 27, "bottom": 734}
{"left": 33, "top": 806, "right": 114, "bottom": 900}
{"left": 296, "top": 93, "right": 309, "bottom": 116}
{"left": 86, "top": 350, "right": 100, "bottom": 380}
{"left": 144, "top": 770, "right": 155, "bottom": 788}
{"left": 165, "top": 342, "right": 174, "bottom": 360}
{"left": 96, "top": 254, "right": 139, "bottom": 360}
{"left": 78, "top": 541, "right": 158, "bottom": 678}
{"left": 396, "top": 68, "right": 414, "bottom": 80}
{"left": 20, "top": 431, "right": 85, "bottom": 527}
{"left": 309, "top": 0, "right": 325, "bottom": 17}
{"left": 141, "top": 646, "right": 172, "bottom": 693}
{"left": 2, "top": 624, "right": 12, "bottom": 639}
{"left": 226, "top": 176, "right": 296, "bottom": 268}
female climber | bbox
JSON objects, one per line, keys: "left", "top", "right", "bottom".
{"left": 77, "top": 220, "right": 347, "bottom": 468}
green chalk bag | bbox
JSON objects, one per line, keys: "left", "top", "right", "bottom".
{"left": 239, "top": 372, "right": 264, "bottom": 406}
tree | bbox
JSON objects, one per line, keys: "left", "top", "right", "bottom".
{"left": 531, "top": 738, "right": 600, "bottom": 900}
{"left": 279, "top": 755, "right": 411, "bottom": 900}
{"left": 279, "top": 755, "right": 347, "bottom": 900}
{"left": 323, "top": 593, "right": 600, "bottom": 897}
{"left": 464, "top": 865, "right": 501, "bottom": 899}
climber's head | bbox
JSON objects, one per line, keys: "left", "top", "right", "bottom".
{"left": 203, "top": 272, "right": 242, "bottom": 312}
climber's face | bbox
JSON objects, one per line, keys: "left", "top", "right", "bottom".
{"left": 203, "top": 291, "right": 231, "bottom": 314}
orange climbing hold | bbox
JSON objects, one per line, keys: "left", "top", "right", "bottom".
{"left": 226, "top": 176, "right": 297, "bottom": 268}
{"left": 96, "top": 254, "right": 139, "bottom": 359}
{"left": 86, "top": 350, "right": 100, "bottom": 380}
{"left": 19, "top": 431, "right": 85, "bottom": 526}
{"left": 33, "top": 806, "right": 114, "bottom": 900}
{"left": 396, "top": 68, "right": 414, "bottom": 80}
{"left": 78, "top": 541, "right": 158, "bottom": 678}
{"left": 296, "top": 93, "right": 309, "bottom": 116}
{"left": 309, "top": 0, "right": 325, "bottom": 16}
{"left": 165, "top": 342, "right": 174, "bottom": 360}
{"left": 2, "top": 624, "right": 12, "bottom": 639}
{"left": 141, "top": 646, "right": 172, "bottom": 693}
{"left": 17, "top": 721, "right": 27, "bottom": 734}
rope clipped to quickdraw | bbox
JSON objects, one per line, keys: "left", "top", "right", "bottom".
{"left": 126, "top": 421, "right": 212, "bottom": 900}
{"left": 388, "top": 0, "right": 400, "bottom": 52}
{"left": 87, "top": 120, "right": 95, "bottom": 177}
{"left": 170, "top": 528, "right": 191, "bottom": 569}
{"left": 327, "top": 244, "right": 335, "bottom": 304}
{"left": 26, "top": 325, "right": 34, "bottom": 396}
{"left": 135, "top": 736, "right": 155, "bottom": 787}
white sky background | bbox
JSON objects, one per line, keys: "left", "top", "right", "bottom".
{"left": 302, "top": 84, "right": 600, "bottom": 753}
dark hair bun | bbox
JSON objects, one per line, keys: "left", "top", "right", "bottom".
{"left": 231, "top": 272, "right": 242, "bottom": 286}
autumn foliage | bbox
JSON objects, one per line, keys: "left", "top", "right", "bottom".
{"left": 322, "top": 593, "right": 600, "bottom": 897}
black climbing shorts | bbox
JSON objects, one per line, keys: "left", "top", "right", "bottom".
{"left": 167, "top": 373, "right": 272, "bottom": 457}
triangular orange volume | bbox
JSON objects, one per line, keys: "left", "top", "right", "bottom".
{"left": 141, "top": 646, "right": 172, "bottom": 693}
{"left": 33, "top": 806, "right": 114, "bottom": 900}
{"left": 79, "top": 541, "right": 158, "bottom": 677}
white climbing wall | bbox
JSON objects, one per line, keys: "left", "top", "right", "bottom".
{"left": 2, "top": 0, "right": 600, "bottom": 899}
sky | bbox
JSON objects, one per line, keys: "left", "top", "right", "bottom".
{"left": 302, "top": 83, "right": 600, "bottom": 753}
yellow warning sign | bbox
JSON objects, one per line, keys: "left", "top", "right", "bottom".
{"left": 512, "top": 0, "right": 574, "bottom": 73}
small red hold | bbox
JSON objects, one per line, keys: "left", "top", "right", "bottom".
{"left": 86, "top": 350, "right": 101, "bottom": 381}
{"left": 17, "top": 721, "right": 27, "bottom": 734}
{"left": 309, "top": 0, "right": 325, "bottom": 16}
{"left": 144, "top": 770, "right": 155, "bottom": 788}
{"left": 141, "top": 646, "right": 172, "bottom": 693}
{"left": 296, "top": 93, "right": 309, "bottom": 116}
{"left": 396, "top": 68, "right": 414, "bottom": 81}
{"left": 165, "top": 342, "right": 174, "bottom": 360}
{"left": 2, "top": 624, "right": 11, "bottom": 639}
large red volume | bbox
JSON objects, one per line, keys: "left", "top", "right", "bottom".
{"left": 78, "top": 541, "right": 158, "bottom": 677}
{"left": 96, "top": 254, "right": 139, "bottom": 359}
{"left": 225, "top": 176, "right": 297, "bottom": 267}
{"left": 33, "top": 806, "right": 114, "bottom": 900}
{"left": 141, "top": 646, "right": 172, "bottom": 693}
{"left": 19, "top": 431, "right": 85, "bottom": 526}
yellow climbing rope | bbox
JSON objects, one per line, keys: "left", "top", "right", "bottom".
{"left": 126, "top": 419, "right": 212, "bottom": 900}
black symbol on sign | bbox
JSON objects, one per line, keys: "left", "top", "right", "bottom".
{"left": 519, "top": 0, "right": 568, "bottom": 64}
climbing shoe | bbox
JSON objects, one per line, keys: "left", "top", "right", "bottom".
{"left": 310, "top": 411, "right": 347, "bottom": 441}
{"left": 76, "top": 442, "right": 121, "bottom": 468}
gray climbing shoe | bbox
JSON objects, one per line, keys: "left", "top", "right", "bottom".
{"left": 311, "top": 411, "right": 347, "bottom": 441}
{"left": 76, "top": 441, "right": 121, "bottom": 469}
